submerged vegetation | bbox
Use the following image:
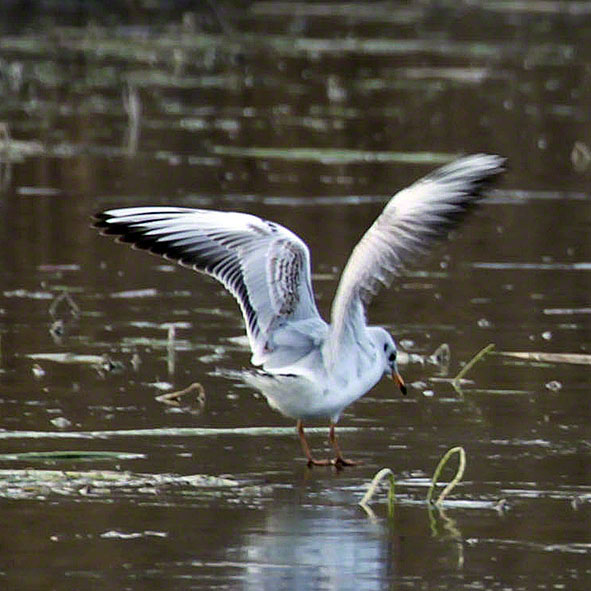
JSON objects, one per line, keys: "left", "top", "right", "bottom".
{"left": 0, "top": 467, "right": 238, "bottom": 501}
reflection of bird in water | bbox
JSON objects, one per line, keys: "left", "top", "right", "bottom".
{"left": 236, "top": 505, "right": 391, "bottom": 591}
{"left": 95, "top": 154, "right": 504, "bottom": 467}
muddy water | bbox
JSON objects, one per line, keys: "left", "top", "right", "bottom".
{"left": 1, "top": 2, "right": 591, "bottom": 589}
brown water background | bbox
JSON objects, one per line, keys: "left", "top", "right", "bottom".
{"left": 1, "top": 2, "right": 591, "bottom": 589}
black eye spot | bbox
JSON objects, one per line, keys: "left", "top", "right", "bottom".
{"left": 388, "top": 352, "right": 396, "bottom": 362}
{"left": 383, "top": 343, "right": 388, "bottom": 351}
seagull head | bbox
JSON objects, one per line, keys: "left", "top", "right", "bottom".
{"left": 372, "top": 327, "right": 406, "bottom": 395}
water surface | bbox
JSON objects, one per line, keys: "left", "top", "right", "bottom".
{"left": 1, "top": 2, "right": 590, "bottom": 589}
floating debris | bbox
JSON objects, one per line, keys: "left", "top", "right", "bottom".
{"left": 3, "top": 289, "right": 53, "bottom": 299}
{"left": 0, "top": 425, "right": 369, "bottom": 440}
{"left": 110, "top": 288, "right": 158, "bottom": 298}
{"left": 544, "top": 307, "right": 591, "bottom": 315}
{"left": 49, "top": 417, "right": 72, "bottom": 429}
{"left": 545, "top": 380, "right": 563, "bottom": 392}
{"left": 0, "top": 468, "right": 237, "bottom": 501}
{"left": 31, "top": 363, "right": 46, "bottom": 379}
{"left": 27, "top": 353, "right": 106, "bottom": 365}
{"left": 399, "top": 338, "right": 415, "bottom": 349}
{"left": 395, "top": 343, "right": 451, "bottom": 370}
{"left": 96, "top": 354, "right": 126, "bottom": 375}
{"left": 122, "top": 82, "right": 142, "bottom": 157}
{"left": 48, "top": 292, "right": 81, "bottom": 343}
{"left": 100, "top": 530, "right": 167, "bottom": 539}
{"left": 213, "top": 145, "right": 458, "bottom": 164}
{"left": 38, "top": 264, "right": 81, "bottom": 273}
{"left": 499, "top": 351, "right": 591, "bottom": 366}
{"left": 0, "top": 450, "right": 144, "bottom": 461}
{"left": 0, "top": 122, "right": 44, "bottom": 162}
{"left": 49, "top": 291, "right": 80, "bottom": 320}
{"left": 17, "top": 186, "right": 61, "bottom": 197}
{"left": 571, "top": 141, "right": 591, "bottom": 172}
{"left": 428, "top": 343, "right": 451, "bottom": 374}
{"left": 49, "top": 319, "right": 65, "bottom": 342}
{"left": 156, "top": 382, "right": 206, "bottom": 415}
{"left": 166, "top": 323, "right": 176, "bottom": 375}
{"left": 571, "top": 495, "right": 591, "bottom": 510}
{"left": 131, "top": 352, "right": 141, "bottom": 371}
{"left": 198, "top": 345, "right": 227, "bottom": 364}
{"left": 149, "top": 381, "right": 174, "bottom": 391}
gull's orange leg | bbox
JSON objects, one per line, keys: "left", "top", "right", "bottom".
{"left": 297, "top": 420, "right": 330, "bottom": 466}
{"left": 329, "top": 422, "right": 362, "bottom": 467}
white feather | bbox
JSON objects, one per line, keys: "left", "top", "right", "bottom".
{"left": 96, "top": 154, "right": 505, "bottom": 426}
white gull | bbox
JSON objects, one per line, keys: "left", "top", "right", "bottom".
{"left": 95, "top": 154, "right": 505, "bottom": 467}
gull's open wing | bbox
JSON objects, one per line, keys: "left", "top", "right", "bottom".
{"left": 327, "top": 154, "right": 506, "bottom": 362}
{"left": 95, "top": 207, "right": 324, "bottom": 365}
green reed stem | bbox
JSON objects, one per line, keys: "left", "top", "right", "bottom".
{"left": 426, "top": 446, "right": 466, "bottom": 506}
{"left": 358, "top": 467, "right": 395, "bottom": 518}
{"left": 452, "top": 343, "right": 495, "bottom": 393}
{"left": 360, "top": 445, "right": 467, "bottom": 518}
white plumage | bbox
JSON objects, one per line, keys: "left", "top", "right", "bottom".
{"left": 96, "top": 153, "right": 505, "bottom": 467}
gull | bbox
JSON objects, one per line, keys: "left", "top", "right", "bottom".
{"left": 95, "top": 154, "right": 505, "bottom": 467}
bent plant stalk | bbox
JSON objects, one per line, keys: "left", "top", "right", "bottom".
{"left": 359, "top": 446, "right": 467, "bottom": 516}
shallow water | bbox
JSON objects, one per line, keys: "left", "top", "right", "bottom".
{"left": 1, "top": 2, "right": 591, "bottom": 589}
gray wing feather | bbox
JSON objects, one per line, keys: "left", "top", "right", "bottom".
{"left": 328, "top": 154, "right": 506, "bottom": 361}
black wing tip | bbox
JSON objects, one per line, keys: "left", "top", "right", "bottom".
{"left": 424, "top": 153, "right": 507, "bottom": 202}
{"left": 93, "top": 212, "right": 120, "bottom": 239}
{"left": 93, "top": 210, "right": 113, "bottom": 232}
{"left": 92, "top": 209, "right": 149, "bottom": 243}
{"left": 93, "top": 208, "right": 133, "bottom": 230}
{"left": 92, "top": 211, "right": 195, "bottom": 271}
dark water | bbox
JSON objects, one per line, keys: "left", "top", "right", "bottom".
{"left": 1, "top": 2, "right": 591, "bottom": 589}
